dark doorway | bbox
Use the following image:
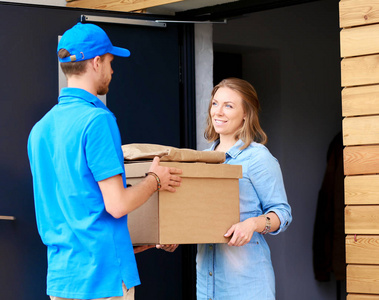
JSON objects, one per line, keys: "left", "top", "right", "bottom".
{"left": 213, "top": 51, "right": 242, "bottom": 85}
{"left": 0, "top": 3, "right": 195, "bottom": 300}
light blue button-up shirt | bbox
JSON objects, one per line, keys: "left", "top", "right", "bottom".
{"left": 196, "top": 140, "right": 292, "bottom": 300}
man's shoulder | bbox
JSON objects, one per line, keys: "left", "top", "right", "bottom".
{"left": 29, "top": 106, "right": 56, "bottom": 133}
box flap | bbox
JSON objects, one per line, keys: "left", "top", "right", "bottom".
{"left": 160, "top": 162, "right": 242, "bottom": 179}
{"left": 125, "top": 161, "right": 242, "bottom": 179}
{"left": 125, "top": 162, "right": 152, "bottom": 178}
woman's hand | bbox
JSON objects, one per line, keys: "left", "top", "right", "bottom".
{"left": 224, "top": 213, "right": 280, "bottom": 246}
{"left": 156, "top": 244, "right": 179, "bottom": 252}
{"left": 224, "top": 218, "right": 258, "bottom": 247}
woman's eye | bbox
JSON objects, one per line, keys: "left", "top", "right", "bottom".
{"left": 226, "top": 104, "right": 233, "bottom": 108}
{"left": 212, "top": 101, "right": 217, "bottom": 106}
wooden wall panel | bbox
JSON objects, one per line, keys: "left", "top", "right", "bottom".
{"left": 348, "top": 294, "right": 379, "bottom": 299}
{"left": 340, "top": 0, "right": 379, "bottom": 28}
{"left": 340, "top": 1, "right": 379, "bottom": 298}
{"left": 345, "top": 206, "right": 379, "bottom": 234}
{"left": 346, "top": 235, "right": 379, "bottom": 264}
{"left": 341, "top": 54, "right": 379, "bottom": 87}
{"left": 344, "top": 145, "right": 379, "bottom": 175}
{"left": 341, "top": 24, "right": 379, "bottom": 57}
{"left": 345, "top": 175, "right": 379, "bottom": 205}
{"left": 342, "top": 85, "right": 379, "bottom": 117}
{"left": 343, "top": 116, "right": 379, "bottom": 145}
{"left": 347, "top": 265, "right": 379, "bottom": 294}
{"left": 66, "top": 0, "right": 183, "bottom": 12}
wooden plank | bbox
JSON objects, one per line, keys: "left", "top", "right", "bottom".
{"left": 347, "top": 265, "right": 379, "bottom": 294}
{"left": 340, "top": 3, "right": 379, "bottom": 298}
{"left": 343, "top": 116, "right": 379, "bottom": 146}
{"left": 341, "top": 55, "right": 379, "bottom": 87}
{"left": 346, "top": 235, "right": 379, "bottom": 264}
{"left": 66, "top": 0, "right": 183, "bottom": 12}
{"left": 348, "top": 294, "right": 379, "bottom": 299}
{"left": 342, "top": 85, "right": 379, "bottom": 117}
{"left": 346, "top": 175, "right": 379, "bottom": 205}
{"left": 341, "top": 24, "right": 379, "bottom": 58}
{"left": 340, "top": 0, "right": 379, "bottom": 28}
{"left": 345, "top": 206, "right": 379, "bottom": 234}
{"left": 344, "top": 145, "right": 379, "bottom": 175}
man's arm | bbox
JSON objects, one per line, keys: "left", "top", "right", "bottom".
{"left": 98, "top": 157, "right": 182, "bottom": 219}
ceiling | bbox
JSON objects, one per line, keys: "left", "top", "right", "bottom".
{"left": 67, "top": 0, "right": 319, "bottom": 21}
{"left": 145, "top": 0, "right": 241, "bottom": 15}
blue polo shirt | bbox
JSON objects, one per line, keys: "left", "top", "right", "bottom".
{"left": 27, "top": 87, "right": 140, "bottom": 299}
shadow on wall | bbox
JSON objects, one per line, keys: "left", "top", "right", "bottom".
{"left": 313, "top": 131, "right": 347, "bottom": 299}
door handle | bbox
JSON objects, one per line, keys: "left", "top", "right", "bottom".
{"left": 0, "top": 216, "right": 16, "bottom": 221}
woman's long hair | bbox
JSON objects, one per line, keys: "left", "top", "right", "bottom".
{"left": 204, "top": 78, "right": 267, "bottom": 149}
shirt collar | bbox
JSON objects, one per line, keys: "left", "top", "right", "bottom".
{"left": 58, "top": 87, "right": 113, "bottom": 114}
{"left": 212, "top": 139, "right": 245, "bottom": 159}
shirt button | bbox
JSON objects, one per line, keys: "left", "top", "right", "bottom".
{"left": 209, "top": 271, "right": 213, "bottom": 276}
{"left": 209, "top": 245, "right": 213, "bottom": 250}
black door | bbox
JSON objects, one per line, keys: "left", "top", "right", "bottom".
{"left": 0, "top": 3, "right": 195, "bottom": 300}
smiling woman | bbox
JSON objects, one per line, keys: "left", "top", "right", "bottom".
{"left": 210, "top": 86, "right": 246, "bottom": 151}
{"left": 197, "top": 77, "right": 292, "bottom": 300}
{"left": 205, "top": 77, "right": 267, "bottom": 152}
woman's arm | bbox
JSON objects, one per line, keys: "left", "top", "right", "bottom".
{"left": 224, "top": 147, "right": 292, "bottom": 247}
{"left": 224, "top": 211, "right": 280, "bottom": 247}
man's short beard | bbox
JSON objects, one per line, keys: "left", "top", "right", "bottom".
{"left": 97, "top": 83, "right": 110, "bottom": 96}
{"left": 97, "top": 87, "right": 109, "bottom": 96}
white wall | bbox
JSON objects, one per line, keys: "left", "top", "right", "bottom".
{"left": 208, "top": 0, "right": 343, "bottom": 299}
{"left": 195, "top": 23, "right": 214, "bottom": 151}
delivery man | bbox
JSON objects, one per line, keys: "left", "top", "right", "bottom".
{"left": 27, "top": 22, "right": 181, "bottom": 300}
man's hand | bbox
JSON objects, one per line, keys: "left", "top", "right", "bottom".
{"left": 148, "top": 157, "right": 182, "bottom": 192}
{"left": 133, "top": 245, "right": 155, "bottom": 254}
{"left": 156, "top": 244, "right": 179, "bottom": 252}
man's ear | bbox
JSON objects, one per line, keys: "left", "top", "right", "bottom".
{"left": 91, "top": 56, "right": 102, "bottom": 72}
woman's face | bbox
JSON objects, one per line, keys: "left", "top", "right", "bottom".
{"left": 210, "top": 87, "right": 246, "bottom": 139}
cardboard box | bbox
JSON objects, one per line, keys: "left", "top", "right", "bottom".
{"left": 125, "top": 161, "right": 242, "bottom": 245}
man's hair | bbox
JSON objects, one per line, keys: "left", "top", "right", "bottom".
{"left": 58, "top": 49, "right": 89, "bottom": 76}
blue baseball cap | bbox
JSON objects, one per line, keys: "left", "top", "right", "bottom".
{"left": 57, "top": 22, "right": 130, "bottom": 63}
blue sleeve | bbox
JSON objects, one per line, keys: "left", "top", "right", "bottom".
{"left": 85, "top": 112, "right": 125, "bottom": 183}
{"left": 247, "top": 148, "right": 292, "bottom": 234}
